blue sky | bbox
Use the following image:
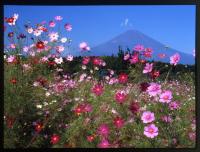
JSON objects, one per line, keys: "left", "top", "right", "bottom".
{"left": 4, "top": 5, "right": 195, "bottom": 55}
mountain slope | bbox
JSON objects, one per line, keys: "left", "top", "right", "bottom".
{"left": 90, "top": 30, "right": 194, "bottom": 65}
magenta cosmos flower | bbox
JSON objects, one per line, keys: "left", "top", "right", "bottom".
{"left": 141, "top": 111, "right": 155, "bottom": 123}
{"left": 65, "top": 23, "right": 72, "bottom": 31}
{"left": 7, "top": 55, "right": 16, "bottom": 63}
{"left": 144, "top": 124, "right": 158, "bottom": 138}
{"left": 147, "top": 83, "right": 161, "bottom": 96}
{"left": 143, "top": 63, "right": 153, "bottom": 74}
{"left": 98, "top": 139, "right": 110, "bottom": 148}
{"left": 92, "top": 84, "right": 104, "bottom": 96}
{"left": 170, "top": 53, "right": 180, "bottom": 66}
{"left": 133, "top": 44, "right": 144, "bottom": 51}
{"left": 113, "top": 116, "right": 124, "bottom": 129}
{"left": 79, "top": 42, "right": 90, "bottom": 51}
{"left": 97, "top": 124, "right": 110, "bottom": 137}
{"left": 129, "top": 54, "right": 139, "bottom": 64}
{"left": 115, "top": 90, "right": 127, "bottom": 104}
{"left": 118, "top": 73, "right": 128, "bottom": 84}
{"left": 49, "top": 21, "right": 56, "bottom": 27}
{"left": 159, "top": 90, "right": 173, "bottom": 103}
{"left": 168, "top": 101, "right": 180, "bottom": 110}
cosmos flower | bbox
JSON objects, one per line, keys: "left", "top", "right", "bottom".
{"left": 170, "top": 53, "right": 180, "bottom": 66}
{"left": 36, "top": 41, "right": 45, "bottom": 49}
{"left": 82, "top": 57, "right": 90, "bottom": 65}
{"left": 7, "top": 55, "right": 16, "bottom": 63}
{"left": 141, "top": 111, "right": 155, "bottom": 123}
{"left": 49, "top": 21, "right": 56, "bottom": 27}
{"left": 79, "top": 42, "right": 90, "bottom": 51}
{"left": 50, "top": 134, "right": 60, "bottom": 144}
{"left": 143, "top": 63, "right": 153, "bottom": 74}
{"left": 33, "top": 29, "right": 42, "bottom": 36}
{"left": 147, "top": 83, "right": 161, "bottom": 97}
{"left": 129, "top": 54, "right": 139, "bottom": 64}
{"left": 48, "top": 32, "right": 59, "bottom": 42}
{"left": 113, "top": 116, "right": 124, "bottom": 129}
{"left": 66, "top": 55, "right": 73, "bottom": 61}
{"left": 87, "top": 135, "right": 95, "bottom": 142}
{"left": 23, "top": 46, "right": 29, "bottom": 53}
{"left": 54, "top": 57, "right": 63, "bottom": 64}
{"left": 140, "top": 82, "right": 150, "bottom": 92}
{"left": 92, "top": 84, "right": 104, "bottom": 96}
{"left": 55, "top": 16, "right": 63, "bottom": 21}
{"left": 5, "top": 13, "right": 19, "bottom": 26}
{"left": 98, "top": 139, "right": 110, "bottom": 148}
{"left": 65, "top": 23, "right": 72, "bottom": 31}
{"left": 118, "top": 73, "right": 128, "bottom": 84}
{"left": 115, "top": 90, "right": 127, "bottom": 104}
{"left": 124, "top": 53, "right": 130, "bottom": 60}
{"left": 144, "top": 124, "right": 158, "bottom": 138}
{"left": 55, "top": 45, "right": 65, "bottom": 53}
{"left": 143, "top": 48, "right": 153, "bottom": 58}
{"left": 168, "top": 101, "right": 180, "bottom": 110}
{"left": 133, "top": 44, "right": 144, "bottom": 51}
{"left": 108, "top": 78, "right": 118, "bottom": 85}
{"left": 129, "top": 101, "right": 140, "bottom": 115}
{"left": 97, "top": 124, "right": 110, "bottom": 137}
{"left": 159, "top": 90, "right": 173, "bottom": 103}
{"left": 60, "top": 37, "right": 67, "bottom": 43}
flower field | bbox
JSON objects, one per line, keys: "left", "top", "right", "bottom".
{"left": 4, "top": 14, "right": 196, "bottom": 148}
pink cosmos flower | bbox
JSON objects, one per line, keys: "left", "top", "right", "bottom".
{"left": 10, "top": 44, "right": 16, "bottom": 49}
{"left": 159, "top": 90, "right": 172, "bottom": 103}
{"left": 147, "top": 83, "right": 161, "bottom": 96}
{"left": 108, "top": 78, "right": 118, "bottom": 85}
{"left": 92, "top": 84, "right": 104, "bottom": 96}
{"left": 141, "top": 111, "right": 155, "bottom": 123}
{"left": 65, "top": 23, "right": 72, "bottom": 31}
{"left": 144, "top": 124, "right": 158, "bottom": 138}
{"left": 115, "top": 90, "right": 127, "bottom": 104}
{"left": 98, "top": 139, "right": 110, "bottom": 148}
{"left": 82, "top": 57, "right": 90, "bottom": 65}
{"left": 129, "top": 54, "right": 139, "bottom": 64}
{"left": 170, "top": 53, "right": 180, "bottom": 66}
{"left": 55, "top": 45, "right": 65, "bottom": 53}
{"left": 124, "top": 53, "right": 130, "bottom": 60}
{"left": 55, "top": 16, "right": 63, "bottom": 21}
{"left": 133, "top": 44, "right": 144, "bottom": 51}
{"left": 49, "top": 21, "right": 56, "bottom": 27}
{"left": 97, "top": 124, "right": 110, "bottom": 137}
{"left": 7, "top": 55, "right": 16, "bottom": 63}
{"left": 92, "top": 57, "right": 103, "bottom": 66}
{"left": 168, "top": 101, "right": 180, "bottom": 110}
{"left": 188, "top": 132, "right": 196, "bottom": 141}
{"left": 79, "top": 42, "right": 90, "bottom": 51}
{"left": 143, "top": 63, "right": 153, "bottom": 74}
{"left": 66, "top": 55, "right": 73, "bottom": 61}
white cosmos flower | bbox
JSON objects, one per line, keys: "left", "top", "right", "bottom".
{"left": 49, "top": 32, "right": 59, "bottom": 42}
{"left": 54, "top": 57, "right": 63, "bottom": 64}
{"left": 33, "top": 29, "right": 42, "bottom": 36}
{"left": 60, "top": 37, "right": 67, "bottom": 43}
{"left": 27, "top": 27, "right": 33, "bottom": 34}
